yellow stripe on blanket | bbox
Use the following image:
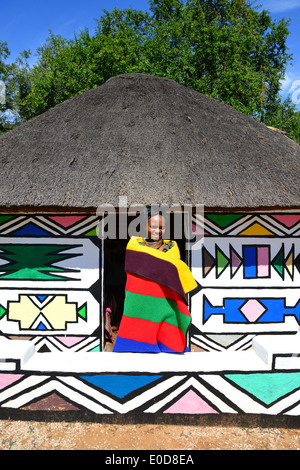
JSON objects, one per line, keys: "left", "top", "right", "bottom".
{"left": 126, "top": 237, "right": 198, "bottom": 294}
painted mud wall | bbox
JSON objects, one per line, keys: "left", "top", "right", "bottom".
{"left": 0, "top": 212, "right": 299, "bottom": 417}
{"left": 191, "top": 212, "right": 300, "bottom": 351}
{"left": 0, "top": 214, "right": 103, "bottom": 352}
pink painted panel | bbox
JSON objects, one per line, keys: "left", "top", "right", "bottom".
{"left": 257, "top": 246, "right": 269, "bottom": 278}
{"left": 164, "top": 389, "right": 218, "bottom": 414}
{"left": 0, "top": 374, "right": 23, "bottom": 390}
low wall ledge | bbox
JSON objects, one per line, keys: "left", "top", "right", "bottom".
{"left": 1, "top": 335, "right": 299, "bottom": 374}
{"left": 253, "top": 333, "right": 300, "bottom": 370}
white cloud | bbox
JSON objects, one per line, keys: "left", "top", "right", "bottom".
{"left": 280, "top": 71, "right": 300, "bottom": 107}
{"left": 258, "top": 0, "right": 300, "bottom": 13}
{"left": 280, "top": 73, "right": 294, "bottom": 92}
{"left": 290, "top": 80, "right": 300, "bottom": 105}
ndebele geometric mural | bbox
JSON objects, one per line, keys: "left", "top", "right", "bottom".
{"left": 0, "top": 214, "right": 102, "bottom": 353}
{"left": 0, "top": 212, "right": 300, "bottom": 418}
{"left": 191, "top": 213, "right": 300, "bottom": 351}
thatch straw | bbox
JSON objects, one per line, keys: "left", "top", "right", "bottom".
{"left": 0, "top": 73, "right": 299, "bottom": 210}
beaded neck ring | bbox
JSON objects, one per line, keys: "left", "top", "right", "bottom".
{"left": 142, "top": 238, "right": 164, "bottom": 249}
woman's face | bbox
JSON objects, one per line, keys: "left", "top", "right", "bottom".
{"left": 147, "top": 214, "right": 165, "bottom": 240}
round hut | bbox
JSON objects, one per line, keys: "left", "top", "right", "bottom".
{"left": 0, "top": 74, "right": 300, "bottom": 420}
{"left": 0, "top": 73, "right": 299, "bottom": 210}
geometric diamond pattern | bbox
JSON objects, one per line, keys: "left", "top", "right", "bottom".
{"left": 239, "top": 300, "right": 267, "bottom": 322}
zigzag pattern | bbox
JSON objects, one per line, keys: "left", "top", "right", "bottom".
{"left": 0, "top": 215, "right": 100, "bottom": 237}
{"left": 193, "top": 213, "right": 300, "bottom": 237}
{"left": 29, "top": 335, "right": 101, "bottom": 353}
{"left": 190, "top": 331, "right": 255, "bottom": 352}
{"left": 0, "top": 371, "right": 299, "bottom": 416}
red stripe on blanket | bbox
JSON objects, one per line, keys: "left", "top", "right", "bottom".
{"left": 117, "top": 316, "right": 187, "bottom": 352}
{"left": 125, "top": 273, "right": 191, "bottom": 317}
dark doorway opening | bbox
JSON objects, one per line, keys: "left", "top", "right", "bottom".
{"left": 103, "top": 213, "right": 188, "bottom": 349}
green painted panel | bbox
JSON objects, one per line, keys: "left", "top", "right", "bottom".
{"left": 225, "top": 372, "right": 300, "bottom": 405}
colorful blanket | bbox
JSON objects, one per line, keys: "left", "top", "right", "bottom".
{"left": 113, "top": 237, "right": 198, "bottom": 354}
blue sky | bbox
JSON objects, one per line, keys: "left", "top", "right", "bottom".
{"left": 1, "top": 0, "right": 300, "bottom": 108}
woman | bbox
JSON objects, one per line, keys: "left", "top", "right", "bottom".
{"left": 113, "top": 207, "right": 198, "bottom": 353}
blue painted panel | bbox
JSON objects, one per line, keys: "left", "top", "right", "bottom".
{"left": 244, "top": 246, "right": 257, "bottom": 278}
{"left": 80, "top": 374, "right": 163, "bottom": 399}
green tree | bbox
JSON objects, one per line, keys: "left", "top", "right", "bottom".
{"left": 264, "top": 97, "right": 300, "bottom": 144}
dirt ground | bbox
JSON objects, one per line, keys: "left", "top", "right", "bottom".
{"left": 2, "top": 339, "right": 299, "bottom": 451}
{"left": 0, "top": 414, "right": 299, "bottom": 450}
{"left": 1, "top": 337, "right": 299, "bottom": 451}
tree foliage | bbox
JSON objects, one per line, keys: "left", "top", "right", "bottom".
{"left": 1, "top": 0, "right": 300, "bottom": 143}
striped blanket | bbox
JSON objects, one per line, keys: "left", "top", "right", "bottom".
{"left": 113, "top": 237, "right": 198, "bottom": 354}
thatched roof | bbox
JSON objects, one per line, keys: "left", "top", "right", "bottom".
{"left": 0, "top": 73, "right": 299, "bottom": 210}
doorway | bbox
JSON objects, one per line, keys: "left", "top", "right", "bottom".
{"left": 102, "top": 213, "right": 188, "bottom": 350}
